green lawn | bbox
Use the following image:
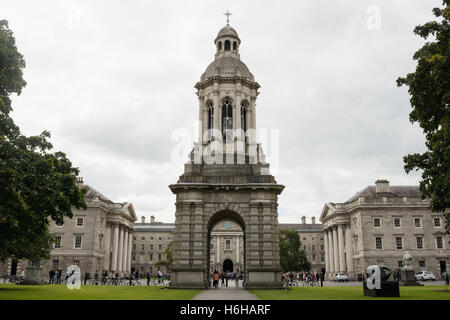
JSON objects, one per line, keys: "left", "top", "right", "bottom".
{"left": 0, "top": 284, "right": 200, "bottom": 300}
{"left": 251, "top": 285, "right": 450, "bottom": 300}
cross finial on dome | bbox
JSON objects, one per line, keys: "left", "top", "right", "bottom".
{"left": 224, "top": 10, "right": 232, "bottom": 26}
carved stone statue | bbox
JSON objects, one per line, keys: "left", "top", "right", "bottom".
{"left": 402, "top": 251, "right": 413, "bottom": 270}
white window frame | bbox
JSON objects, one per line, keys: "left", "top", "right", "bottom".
{"left": 416, "top": 237, "right": 424, "bottom": 249}
{"left": 375, "top": 237, "right": 383, "bottom": 250}
{"left": 225, "top": 239, "right": 231, "bottom": 250}
{"left": 433, "top": 217, "right": 441, "bottom": 228}
{"left": 395, "top": 237, "right": 403, "bottom": 250}
{"left": 436, "top": 237, "right": 444, "bottom": 249}
{"left": 414, "top": 217, "right": 422, "bottom": 228}
{"left": 54, "top": 235, "right": 62, "bottom": 249}
{"left": 76, "top": 217, "right": 84, "bottom": 227}
{"left": 373, "top": 218, "right": 381, "bottom": 228}
{"left": 393, "top": 217, "right": 401, "bottom": 228}
{"left": 74, "top": 235, "right": 82, "bottom": 249}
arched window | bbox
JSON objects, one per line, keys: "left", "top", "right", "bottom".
{"left": 218, "top": 41, "right": 222, "bottom": 52}
{"left": 207, "top": 103, "right": 214, "bottom": 141}
{"left": 222, "top": 99, "right": 233, "bottom": 141}
{"left": 233, "top": 41, "right": 237, "bottom": 52}
{"left": 224, "top": 40, "right": 231, "bottom": 51}
{"left": 240, "top": 103, "right": 247, "bottom": 140}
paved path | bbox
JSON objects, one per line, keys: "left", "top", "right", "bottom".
{"left": 192, "top": 288, "right": 259, "bottom": 300}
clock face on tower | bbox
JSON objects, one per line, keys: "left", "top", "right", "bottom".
{"left": 225, "top": 222, "right": 231, "bottom": 229}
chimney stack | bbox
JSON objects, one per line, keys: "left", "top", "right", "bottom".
{"left": 76, "top": 177, "right": 84, "bottom": 186}
{"left": 301, "top": 216, "right": 306, "bottom": 224}
{"left": 311, "top": 217, "right": 316, "bottom": 224}
{"left": 141, "top": 216, "right": 145, "bottom": 224}
{"left": 375, "top": 179, "right": 390, "bottom": 194}
{"left": 151, "top": 215, "right": 155, "bottom": 224}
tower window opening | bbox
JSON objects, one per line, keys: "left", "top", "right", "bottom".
{"left": 207, "top": 103, "right": 214, "bottom": 141}
{"left": 233, "top": 41, "right": 237, "bottom": 52}
{"left": 224, "top": 40, "right": 231, "bottom": 51}
{"left": 222, "top": 100, "right": 233, "bottom": 141}
{"left": 218, "top": 41, "right": 222, "bottom": 52}
{"left": 240, "top": 103, "right": 247, "bottom": 140}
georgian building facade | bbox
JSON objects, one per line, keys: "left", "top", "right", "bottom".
{"left": 320, "top": 179, "right": 450, "bottom": 280}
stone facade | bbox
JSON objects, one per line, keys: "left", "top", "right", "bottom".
{"left": 0, "top": 179, "right": 137, "bottom": 278}
{"left": 320, "top": 179, "right": 450, "bottom": 280}
{"left": 280, "top": 216, "right": 326, "bottom": 273}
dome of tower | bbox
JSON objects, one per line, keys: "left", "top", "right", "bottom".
{"left": 200, "top": 55, "right": 254, "bottom": 82}
{"left": 215, "top": 25, "right": 241, "bottom": 43}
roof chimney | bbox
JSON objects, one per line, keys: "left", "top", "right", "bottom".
{"left": 311, "top": 217, "right": 316, "bottom": 224}
{"left": 301, "top": 216, "right": 306, "bottom": 224}
{"left": 141, "top": 216, "right": 145, "bottom": 224}
{"left": 76, "top": 177, "right": 84, "bottom": 186}
{"left": 375, "top": 179, "right": 390, "bottom": 194}
{"left": 150, "top": 215, "right": 155, "bottom": 223}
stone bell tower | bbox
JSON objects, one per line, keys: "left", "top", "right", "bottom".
{"left": 169, "top": 13, "right": 284, "bottom": 289}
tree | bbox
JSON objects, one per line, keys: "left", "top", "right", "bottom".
{"left": 279, "top": 229, "right": 310, "bottom": 272}
{"left": 155, "top": 242, "right": 173, "bottom": 271}
{"left": 0, "top": 20, "right": 86, "bottom": 263}
{"left": 397, "top": 1, "right": 450, "bottom": 235}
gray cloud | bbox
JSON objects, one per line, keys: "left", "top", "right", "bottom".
{"left": 4, "top": 0, "right": 438, "bottom": 223}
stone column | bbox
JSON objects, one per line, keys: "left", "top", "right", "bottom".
{"left": 332, "top": 226, "right": 339, "bottom": 274}
{"left": 111, "top": 224, "right": 119, "bottom": 271}
{"left": 236, "top": 236, "right": 240, "bottom": 263}
{"left": 216, "top": 236, "right": 220, "bottom": 264}
{"left": 324, "top": 230, "right": 329, "bottom": 277}
{"left": 118, "top": 226, "right": 124, "bottom": 272}
{"left": 122, "top": 229, "right": 128, "bottom": 272}
{"left": 198, "top": 96, "right": 204, "bottom": 143}
{"left": 328, "top": 228, "right": 334, "bottom": 276}
{"left": 127, "top": 231, "right": 133, "bottom": 272}
{"left": 213, "top": 91, "right": 220, "bottom": 140}
{"left": 337, "top": 224, "right": 346, "bottom": 273}
{"left": 104, "top": 224, "right": 112, "bottom": 271}
{"left": 345, "top": 225, "right": 353, "bottom": 276}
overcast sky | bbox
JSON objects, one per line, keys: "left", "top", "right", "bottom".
{"left": 3, "top": 0, "right": 440, "bottom": 223}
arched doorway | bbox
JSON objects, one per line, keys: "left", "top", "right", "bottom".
{"left": 206, "top": 210, "right": 246, "bottom": 288}
{"left": 223, "top": 259, "right": 233, "bottom": 273}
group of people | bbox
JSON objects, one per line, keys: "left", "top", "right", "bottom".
{"left": 48, "top": 268, "right": 65, "bottom": 284}
{"left": 282, "top": 271, "right": 325, "bottom": 286}
{"left": 210, "top": 270, "right": 241, "bottom": 288}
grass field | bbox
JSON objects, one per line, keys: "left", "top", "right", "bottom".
{"left": 0, "top": 284, "right": 200, "bottom": 300}
{"left": 250, "top": 285, "right": 450, "bottom": 300}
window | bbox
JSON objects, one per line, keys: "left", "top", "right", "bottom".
{"left": 218, "top": 41, "right": 222, "bottom": 52}
{"left": 74, "top": 236, "right": 82, "bottom": 249}
{"left": 133, "top": 244, "right": 136, "bottom": 250}
{"left": 159, "top": 237, "right": 162, "bottom": 241}
{"left": 225, "top": 239, "right": 231, "bottom": 250}
{"left": 375, "top": 237, "right": 382, "bottom": 250}
{"left": 73, "top": 260, "right": 79, "bottom": 266}
{"left": 222, "top": 100, "right": 233, "bottom": 141}
{"left": 132, "top": 255, "right": 136, "bottom": 261}
{"left": 434, "top": 218, "right": 441, "bottom": 227}
{"left": 150, "top": 244, "right": 153, "bottom": 250}
{"left": 150, "top": 237, "right": 154, "bottom": 240}
{"left": 312, "top": 254, "right": 316, "bottom": 261}
{"left": 141, "top": 237, "right": 145, "bottom": 240}
{"left": 54, "top": 236, "right": 62, "bottom": 249}
{"left": 373, "top": 218, "right": 381, "bottom": 227}
{"left": 224, "top": 40, "right": 230, "bottom": 51}
{"left": 303, "top": 245, "right": 306, "bottom": 250}
{"left": 149, "top": 254, "right": 153, "bottom": 261}
{"left": 416, "top": 237, "right": 423, "bottom": 249}
{"left": 312, "top": 237, "right": 315, "bottom": 241}
{"left": 76, "top": 218, "right": 84, "bottom": 227}
{"left": 99, "top": 236, "right": 102, "bottom": 250}
{"left": 157, "top": 254, "right": 161, "bottom": 260}
{"left": 303, "top": 237, "right": 306, "bottom": 241}
{"left": 436, "top": 237, "right": 443, "bottom": 249}
{"left": 158, "top": 244, "right": 162, "bottom": 250}
{"left": 398, "top": 261, "right": 403, "bottom": 268}
{"left": 207, "top": 103, "right": 214, "bottom": 140}
{"left": 312, "top": 245, "right": 316, "bottom": 251}
{"left": 233, "top": 41, "right": 237, "bottom": 52}
{"left": 168, "top": 237, "right": 171, "bottom": 240}
{"left": 210, "top": 244, "right": 214, "bottom": 249}
{"left": 393, "top": 218, "right": 401, "bottom": 228}
{"left": 52, "top": 260, "right": 59, "bottom": 269}
{"left": 414, "top": 218, "right": 422, "bottom": 228}
{"left": 419, "top": 261, "right": 426, "bottom": 270}
{"left": 133, "top": 237, "right": 136, "bottom": 240}
{"left": 240, "top": 103, "right": 247, "bottom": 139}
{"left": 395, "top": 237, "right": 403, "bottom": 250}
{"left": 320, "top": 244, "right": 324, "bottom": 250}
{"left": 321, "top": 255, "right": 324, "bottom": 262}
{"left": 320, "top": 238, "right": 323, "bottom": 241}
{"left": 56, "top": 220, "right": 63, "bottom": 227}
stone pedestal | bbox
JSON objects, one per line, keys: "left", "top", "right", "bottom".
{"left": 363, "top": 281, "right": 400, "bottom": 297}
{"left": 399, "top": 269, "right": 423, "bottom": 286}
{"left": 23, "top": 266, "right": 46, "bottom": 285}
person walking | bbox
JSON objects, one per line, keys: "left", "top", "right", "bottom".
{"left": 213, "top": 271, "right": 220, "bottom": 288}
{"left": 234, "top": 272, "right": 238, "bottom": 288}
{"left": 56, "top": 268, "right": 62, "bottom": 284}
{"left": 320, "top": 271, "right": 324, "bottom": 287}
{"left": 84, "top": 271, "right": 90, "bottom": 285}
{"left": 445, "top": 272, "right": 449, "bottom": 286}
{"left": 49, "top": 269, "right": 55, "bottom": 284}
